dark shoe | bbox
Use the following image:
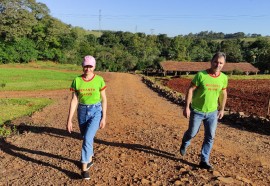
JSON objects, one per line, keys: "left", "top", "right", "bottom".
{"left": 199, "top": 161, "right": 213, "bottom": 170}
{"left": 81, "top": 171, "right": 90, "bottom": 180}
{"left": 180, "top": 144, "right": 186, "bottom": 156}
{"left": 86, "top": 161, "right": 94, "bottom": 171}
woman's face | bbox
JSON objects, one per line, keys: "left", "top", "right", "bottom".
{"left": 83, "top": 65, "right": 95, "bottom": 75}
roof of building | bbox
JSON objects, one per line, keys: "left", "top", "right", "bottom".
{"left": 160, "top": 61, "right": 259, "bottom": 72}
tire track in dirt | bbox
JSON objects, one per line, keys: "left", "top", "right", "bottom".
{"left": 0, "top": 72, "right": 269, "bottom": 185}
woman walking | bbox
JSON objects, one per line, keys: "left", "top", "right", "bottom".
{"left": 67, "top": 55, "right": 107, "bottom": 180}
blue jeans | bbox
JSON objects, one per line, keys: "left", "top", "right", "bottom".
{"left": 77, "top": 102, "right": 102, "bottom": 164}
{"left": 181, "top": 109, "right": 218, "bottom": 163}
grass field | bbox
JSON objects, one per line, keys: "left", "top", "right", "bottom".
{"left": 0, "top": 62, "right": 82, "bottom": 136}
{"left": 213, "top": 37, "right": 270, "bottom": 43}
{"left": 227, "top": 74, "right": 270, "bottom": 79}
{"left": 0, "top": 98, "right": 53, "bottom": 124}
{"left": 0, "top": 66, "right": 80, "bottom": 91}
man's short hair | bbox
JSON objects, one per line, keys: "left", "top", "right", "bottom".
{"left": 211, "top": 52, "right": 226, "bottom": 62}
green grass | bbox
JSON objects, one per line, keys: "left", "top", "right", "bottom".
{"left": 0, "top": 67, "right": 80, "bottom": 91}
{"left": 0, "top": 98, "right": 53, "bottom": 137}
{"left": 0, "top": 61, "right": 82, "bottom": 137}
{"left": 0, "top": 98, "right": 53, "bottom": 125}
{"left": 88, "top": 30, "right": 103, "bottom": 37}
{"left": 227, "top": 74, "right": 270, "bottom": 80}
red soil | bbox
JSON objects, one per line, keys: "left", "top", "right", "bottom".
{"left": 0, "top": 73, "right": 269, "bottom": 185}
{"left": 166, "top": 78, "right": 270, "bottom": 117}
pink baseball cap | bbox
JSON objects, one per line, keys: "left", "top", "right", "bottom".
{"left": 82, "top": 55, "right": 96, "bottom": 67}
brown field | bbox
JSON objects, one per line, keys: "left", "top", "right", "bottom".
{"left": 166, "top": 78, "right": 270, "bottom": 117}
{"left": 0, "top": 73, "right": 269, "bottom": 185}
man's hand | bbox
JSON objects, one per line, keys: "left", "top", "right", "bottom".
{"left": 218, "top": 110, "right": 224, "bottom": 119}
{"left": 183, "top": 107, "right": 191, "bottom": 119}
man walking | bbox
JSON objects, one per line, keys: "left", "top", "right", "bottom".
{"left": 180, "top": 52, "right": 228, "bottom": 170}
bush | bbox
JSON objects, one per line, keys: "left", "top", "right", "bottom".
{"left": 14, "top": 38, "right": 38, "bottom": 62}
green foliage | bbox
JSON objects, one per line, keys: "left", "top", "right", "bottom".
{"left": 189, "top": 39, "right": 213, "bottom": 61}
{"left": 14, "top": 37, "right": 38, "bottom": 62}
{"left": 220, "top": 39, "right": 243, "bottom": 62}
{"left": 243, "top": 38, "right": 270, "bottom": 73}
{"left": 0, "top": 123, "right": 15, "bottom": 138}
{"left": 170, "top": 36, "right": 192, "bottom": 61}
{"left": 0, "top": 42, "right": 8, "bottom": 63}
{"left": 0, "top": 0, "right": 270, "bottom": 73}
{"left": 0, "top": 0, "right": 50, "bottom": 41}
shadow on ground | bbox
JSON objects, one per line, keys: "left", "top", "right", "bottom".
{"left": 1, "top": 122, "right": 198, "bottom": 180}
{"left": 221, "top": 114, "right": 270, "bottom": 136}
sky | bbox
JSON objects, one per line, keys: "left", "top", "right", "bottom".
{"left": 36, "top": 0, "right": 270, "bottom": 37}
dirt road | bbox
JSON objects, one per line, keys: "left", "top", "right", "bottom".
{"left": 0, "top": 72, "right": 269, "bottom": 185}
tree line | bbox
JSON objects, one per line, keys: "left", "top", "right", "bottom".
{"left": 1, "top": 0, "right": 270, "bottom": 73}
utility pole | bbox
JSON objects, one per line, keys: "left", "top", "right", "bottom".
{"left": 99, "top": 9, "right": 102, "bottom": 32}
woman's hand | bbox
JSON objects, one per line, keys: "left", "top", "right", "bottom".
{"left": 67, "top": 121, "right": 73, "bottom": 133}
{"left": 99, "top": 118, "right": 106, "bottom": 129}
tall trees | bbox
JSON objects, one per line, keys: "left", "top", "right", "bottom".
{"left": 170, "top": 36, "right": 192, "bottom": 61}
{"left": 156, "top": 34, "right": 172, "bottom": 59}
{"left": 248, "top": 38, "right": 270, "bottom": 73}
{"left": 189, "top": 39, "right": 212, "bottom": 61}
{"left": 220, "top": 39, "right": 243, "bottom": 62}
{"left": 0, "top": 0, "right": 49, "bottom": 41}
{"left": 0, "top": 0, "right": 269, "bottom": 72}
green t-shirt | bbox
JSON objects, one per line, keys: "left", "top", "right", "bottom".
{"left": 191, "top": 70, "right": 228, "bottom": 113}
{"left": 70, "top": 74, "right": 106, "bottom": 105}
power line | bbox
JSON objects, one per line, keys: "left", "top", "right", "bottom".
{"left": 52, "top": 13, "right": 269, "bottom": 20}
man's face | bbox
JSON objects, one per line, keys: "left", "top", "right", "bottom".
{"left": 211, "top": 56, "right": 225, "bottom": 72}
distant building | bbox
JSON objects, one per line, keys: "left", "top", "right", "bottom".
{"left": 160, "top": 61, "right": 259, "bottom": 76}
